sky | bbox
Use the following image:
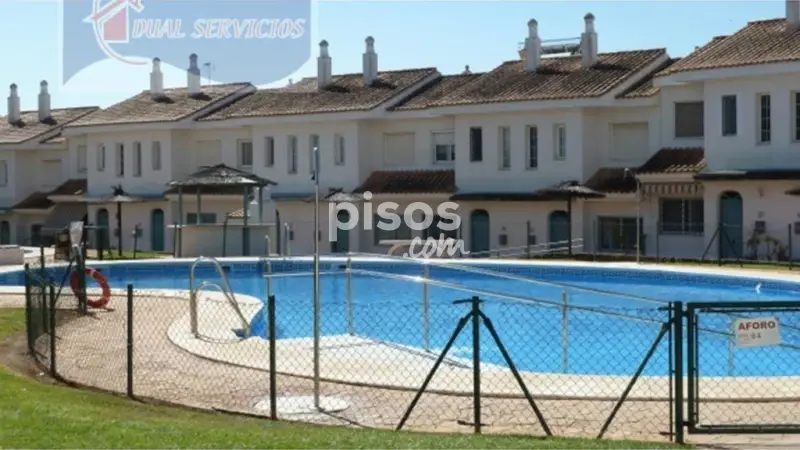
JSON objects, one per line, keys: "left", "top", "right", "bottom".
{"left": 0, "top": 0, "right": 787, "bottom": 114}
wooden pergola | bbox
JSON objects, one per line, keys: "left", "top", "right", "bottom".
{"left": 167, "top": 164, "right": 277, "bottom": 257}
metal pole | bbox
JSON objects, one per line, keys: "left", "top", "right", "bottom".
{"left": 346, "top": 255, "right": 353, "bottom": 335}
{"left": 312, "top": 146, "right": 321, "bottom": 410}
{"left": 526, "top": 220, "right": 532, "bottom": 259}
{"left": 265, "top": 236, "right": 272, "bottom": 298}
{"left": 284, "top": 223, "right": 291, "bottom": 256}
{"left": 422, "top": 263, "right": 430, "bottom": 352}
{"left": 561, "top": 290, "right": 568, "bottom": 373}
{"left": 267, "top": 294, "right": 277, "bottom": 420}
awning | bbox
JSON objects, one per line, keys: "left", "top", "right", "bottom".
{"left": 41, "top": 203, "right": 88, "bottom": 231}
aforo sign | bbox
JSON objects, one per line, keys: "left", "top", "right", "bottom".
{"left": 732, "top": 317, "right": 781, "bottom": 348}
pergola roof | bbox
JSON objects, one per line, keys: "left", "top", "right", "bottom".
{"left": 531, "top": 180, "right": 606, "bottom": 199}
{"left": 168, "top": 164, "right": 277, "bottom": 188}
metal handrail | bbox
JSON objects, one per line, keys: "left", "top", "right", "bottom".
{"left": 351, "top": 267, "right": 800, "bottom": 352}
{"left": 347, "top": 250, "right": 663, "bottom": 306}
{"left": 189, "top": 256, "right": 250, "bottom": 338}
{"left": 466, "top": 238, "right": 584, "bottom": 258}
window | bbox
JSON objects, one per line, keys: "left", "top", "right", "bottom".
{"left": 794, "top": 93, "right": 800, "bottom": 141}
{"left": 186, "top": 212, "right": 217, "bottom": 224}
{"left": 498, "top": 126, "right": 511, "bottom": 169}
{"left": 115, "top": 143, "right": 124, "bottom": 177}
{"left": 0, "top": 161, "right": 7, "bottom": 186}
{"left": 432, "top": 131, "right": 455, "bottom": 163}
{"left": 334, "top": 134, "right": 346, "bottom": 165}
{"left": 674, "top": 101, "right": 704, "bottom": 138}
{"left": 469, "top": 127, "right": 483, "bottom": 162}
{"left": 554, "top": 124, "right": 566, "bottom": 160}
{"left": 659, "top": 199, "right": 704, "bottom": 234}
{"left": 287, "top": 136, "right": 298, "bottom": 174}
{"left": 526, "top": 126, "right": 538, "bottom": 169}
{"left": 133, "top": 142, "right": 142, "bottom": 177}
{"left": 77, "top": 145, "right": 87, "bottom": 173}
{"left": 151, "top": 141, "right": 161, "bottom": 170}
{"left": 238, "top": 140, "right": 253, "bottom": 168}
{"left": 597, "top": 217, "right": 643, "bottom": 253}
{"left": 721, "top": 95, "right": 737, "bottom": 136}
{"left": 373, "top": 213, "right": 412, "bottom": 244}
{"left": 758, "top": 94, "right": 771, "bottom": 143}
{"left": 309, "top": 135, "right": 319, "bottom": 174}
{"left": 96, "top": 144, "right": 105, "bottom": 171}
{"left": 264, "top": 137, "right": 275, "bottom": 167}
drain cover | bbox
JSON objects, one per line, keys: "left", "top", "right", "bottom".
{"left": 254, "top": 396, "right": 349, "bottom": 415}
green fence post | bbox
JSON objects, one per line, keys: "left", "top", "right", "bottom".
{"left": 127, "top": 284, "right": 134, "bottom": 398}
{"left": 49, "top": 284, "right": 57, "bottom": 378}
{"left": 268, "top": 294, "right": 277, "bottom": 420}
{"left": 471, "top": 295, "right": 481, "bottom": 434}
{"left": 789, "top": 223, "right": 793, "bottom": 270}
{"left": 24, "top": 263, "right": 32, "bottom": 354}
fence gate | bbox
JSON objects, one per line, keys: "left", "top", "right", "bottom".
{"left": 685, "top": 301, "right": 800, "bottom": 435}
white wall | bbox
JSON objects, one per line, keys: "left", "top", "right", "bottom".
{"left": 659, "top": 84, "right": 705, "bottom": 149}
{"left": 583, "top": 106, "right": 660, "bottom": 178}
{"left": 85, "top": 130, "right": 173, "bottom": 196}
{"left": 358, "top": 117, "right": 456, "bottom": 177}
{"left": 453, "top": 110, "right": 584, "bottom": 192}
{"left": 704, "top": 73, "right": 800, "bottom": 171}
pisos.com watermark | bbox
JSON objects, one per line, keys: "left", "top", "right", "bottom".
{"left": 328, "top": 192, "right": 469, "bottom": 258}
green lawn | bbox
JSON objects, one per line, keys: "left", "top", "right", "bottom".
{"left": 87, "top": 250, "right": 171, "bottom": 261}
{"left": 0, "top": 309, "right": 686, "bottom": 449}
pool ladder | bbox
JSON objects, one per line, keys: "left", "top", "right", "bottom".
{"left": 189, "top": 256, "right": 251, "bottom": 339}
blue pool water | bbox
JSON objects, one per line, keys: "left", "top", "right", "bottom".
{"left": 10, "top": 260, "right": 800, "bottom": 377}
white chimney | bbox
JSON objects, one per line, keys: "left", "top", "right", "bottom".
{"left": 187, "top": 53, "right": 202, "bottom": 95}
{"left": 38, "top": 80, "right": 51, "bottom": 121}
{"left": 317, "top": 40, "right": 332, "bottom": 90}
{"left": 524, "top": 19, "right": 542, "bottom": 72}
{"left": 7, "top": 84, "right": 20, "bottom": 124}
{"left": 362, "top": 36, "right": 378, "bottom": 86}
{"left": 150, "top": 57, "right": 164, "bottom": 99}
{"left": 788, "top": 0, "right": 800, "bottom": 29}
{"left": 581, "top": 13, "right": 598, "bottom": 68}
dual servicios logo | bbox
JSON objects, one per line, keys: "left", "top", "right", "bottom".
{"left": 63, "top": 0, "right": 312, "bottom": 86}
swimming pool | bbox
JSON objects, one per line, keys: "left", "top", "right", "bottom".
{"left": 8, "top": 259, "right": 800, "bottom": 377}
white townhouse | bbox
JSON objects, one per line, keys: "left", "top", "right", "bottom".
{"left": 0, "top": 82, "right": 97, "bottom": 246}
{"left": 6, "top": 1, "right": 800, "bottom": 261}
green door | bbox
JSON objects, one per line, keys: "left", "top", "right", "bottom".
{"left": 548, "top": 210, "right": 570, "bottom": 251}
{"left": 331, "top": 210, "right": 350, "bottom": 253}
{"left": 96, "top": 208, "right": 110, "bottom": 249}
{"left": 470, "top": 210, "right": 490, "bottom": 257}
{"left": 719, "top": 191, "right": 743, "bottom": 259}
{"left": 150, "top": 209, "right": 165, "bottom": 252}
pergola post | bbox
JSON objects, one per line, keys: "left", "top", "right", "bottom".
{"left": 177, "top": 186, "right": 184, "bottom": 258}
{"left": 242, "top": 185, "right": 250, "bottom": 256}
{"left": 196, "top": 188, "right": 202, "bottom": 225}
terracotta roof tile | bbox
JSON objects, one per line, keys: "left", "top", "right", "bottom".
{"left": 12, "top": 191, "right": 53, "bottom": 210}
{"left": 48, "top": 179, "right": 87, "bottom": 196}
{"left": 658, "top": 20, "right": 800, "bottom": 76}
{"left": 0, "top": 107, "right": 98, "bottom": 145}
{"left": 585, "top": 167, "right": 637, "bottom": 194}
{"left": 202, "top": 68, "right": 437, "bottom": 120}
{"left": 638, "top": 148, "right": 706, "bottom": 174}
{"left": 354, "top": 169, "right": 455, "bottom": 194}
{"left": 390, "top": 73, "right": 484, "bottom": 111}
{"left": 430, "top": 49, "right": 666, "bottom": 107}
{"left": 68, "top": 83, "right": 251, "bottom": 128}
{"left": 617, "top": 58, "right": 680, "bottom": 99}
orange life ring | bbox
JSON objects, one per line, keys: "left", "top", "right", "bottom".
{"left": 70, "top": 267, "right": 111, "bottom": 309}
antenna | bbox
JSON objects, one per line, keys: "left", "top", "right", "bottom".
{"left": 203, "top": 62, "right": 215, "bottom": 85}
